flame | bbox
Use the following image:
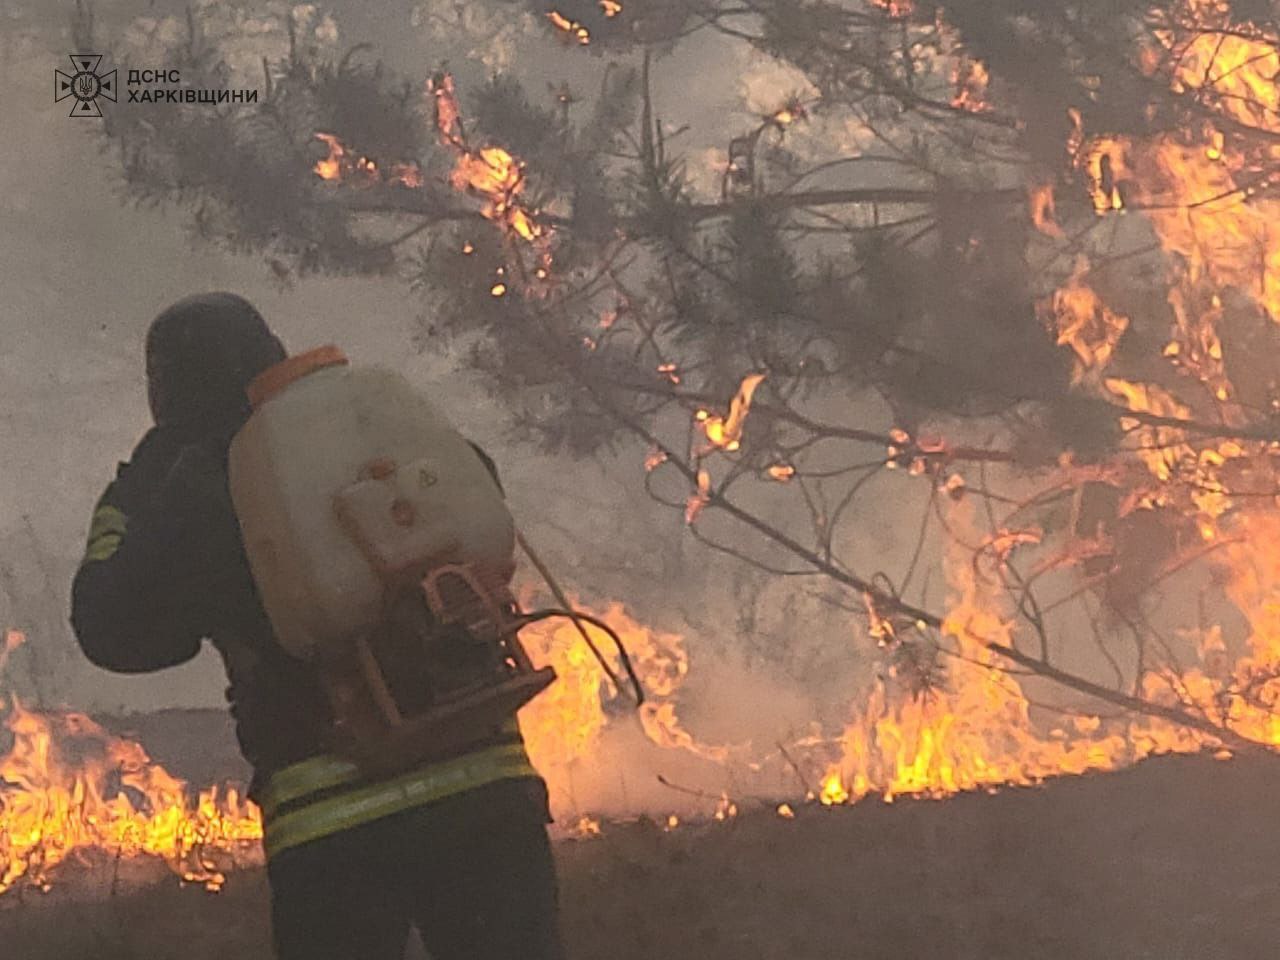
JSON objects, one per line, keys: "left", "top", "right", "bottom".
{"left": 824, "top": 5, "right": 1280, "bottom": 811}
{"left": 313, "top": 132, "right": 345, "bottom": 181}
{"left": 1044, "top": 258, "right": 1131, "bottom": 383}
{"left": 450, "top": 147, "right": 523, "bottom": 199}
{"left": 547, "top": 11, "right": 591, "bottom": 44}
{"left": 311, "top": 132, "right": 422, "bottom": 189}
{"left": 1029, "top": 183, "right": 1065, "bottom": 238}
{"left": 0, "top": 698, "right": 262, "bottom": 895}
{"left": 700, "top": 373, "right": 767, "bottom": 452}
{"left": 429, "top": 74, "right": 548, "bottom": 245}
{"left": 951, "top": 58, "right": 990, "bottom": 113}
{"left": 570, "top": 814, "right": 602, "bottom": 838}
{"left": 684, "top": 468, "right": 711, "bottom": 524}
{"left": 769, "top": 101, "right": 808, "bottom": 130}
{"left": 1104, "top": 377, "right": 1194, "bottom": 483}
{"left": 1079, "top": 135, "right": 1130, "bottom": 214}
{"left": 644, "top": 447, "right": 668, "bottom": 472}
{"left": 429, "top": 72, "right": 462, "bottom": 143}
{"left": 29, "top": 9, "right": 1280, "bottom": 889}
{"left": 870, "top": 0, "right": 914, "bottom": 15}
{"left": 2, "top": 598, "right": 710, "bottom": 894}
{"left": 517, "top": 601, "right": 713, "bottom": 788}
{"left": 819, "top": 500, "right": 1133, "bottom": 807}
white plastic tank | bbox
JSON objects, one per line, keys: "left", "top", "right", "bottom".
{"left": 228, "top": 346, "right": 515, "bottom": 661}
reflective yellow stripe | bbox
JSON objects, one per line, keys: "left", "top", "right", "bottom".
{"left": 263, "top": 743, "right": 537, "bottom": 858}
{"left": 84, "top": 533, "right": 122, "bottom": 562}
{"left": 260, "top": 718, "right": 524, "bottom": 817}
{"left": 88, "top": 504, "right": 127, "bottom": 539}
{"left": 260, "top": 755, "right": 363, "bottom": 817}
{"left": 83, "top": 505, "right": 127, "bottom": 563}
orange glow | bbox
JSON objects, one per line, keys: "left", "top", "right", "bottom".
{"left": 870, "top": 0, "right": 914, "bottom": 15}
{"left": 1, "top": 599, "right": 710, "bottom": 894}
{"left": 644, "top": 447, "right": 668, "bottom": 472}
{"left": 570, "top": 815, "right": 602, "bottom": 838}
{"left": 1082, "top": 137, "right": 1129, "bottom": 214}
{"left": 26, "top": 2, "right": 1280, "bottom": 899}
{"left": 685, "top": 468, "right": 712, "bottom": 524}
{"left": 547, "top": 11, "right": 591, "bottom": 45}
{"left": 429, "top": 74, "right": 548, "bottom": 247}
{"left": 700, "top": 373, "right": 767, "bottom": 452}
{"left": 819, "top": 501, "right": 1133, "bottom": 808}
{"left": 0, "top": 699, "right": 262, "bottom": 894}
{"left": 768, "top": 99, "right": 809, "bottom": 131}
{"left": 313, "top": 132, "right": 345, "bottom": 181}
{"left": 428, "top": 72, "right": 461, "bottom": 143}
{"left": 951, "top": 59, "right": 990, "bottom": 113}
{"left": 311, "top": 132, "right": 422, "bottom": 189}
{"left": 0, "top": 629, "right": 25, "bottom": 676}
{"left": 1044, "top": 258, "right": 1131, "bottom": 383}
{"left": 517, "top": 601, "right": 707, "bottom": 778}
{"left": 1029, "top": 183, "right": 1065, "bottom": 238}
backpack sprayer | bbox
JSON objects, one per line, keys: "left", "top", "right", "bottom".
{"left": 229, "top": 346, "right": 642, "bottom": 775}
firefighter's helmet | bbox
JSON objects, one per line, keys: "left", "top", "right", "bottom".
{"left": 145, "top": 292, "right": 286, "bottom": 431}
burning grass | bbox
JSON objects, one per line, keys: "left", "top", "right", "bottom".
{"left": 3, "top": 749, "right": 1280, "bottom": 960}
{"left": 1, "top": 576, "right": 1273, "bottom": 898}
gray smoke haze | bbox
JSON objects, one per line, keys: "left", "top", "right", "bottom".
{"left": 0, "top": 3, "right": 887, "bottom": 751}
{"left": 3, "top": 3, "right": 1163, "bottom": 823}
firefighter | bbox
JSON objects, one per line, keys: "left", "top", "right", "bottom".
{"left": 69, "top": 292, "right": 565, "bottom": 960}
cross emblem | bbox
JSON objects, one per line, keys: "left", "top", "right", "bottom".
{"left": 55, "top": 54, "right": 116, "bottom": 118}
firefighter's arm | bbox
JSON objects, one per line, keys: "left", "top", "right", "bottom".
{"left": 70, "top": 442, "right": 229, "bottom": 673}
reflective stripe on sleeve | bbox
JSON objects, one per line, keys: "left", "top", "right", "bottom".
{"left": 83, "top": 504, "right": 127, "bottom": 563}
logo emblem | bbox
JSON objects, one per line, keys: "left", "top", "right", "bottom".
{"left": 55, "top": 54, "right": 116, "bottom": 118}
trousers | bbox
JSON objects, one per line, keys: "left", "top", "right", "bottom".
{"left": 266, "top": 783, "right": 565, "bottom": 960}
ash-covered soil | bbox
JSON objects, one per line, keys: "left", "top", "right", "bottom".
{"left": 3, "top": 715, "right": 1280, "bottom": 959}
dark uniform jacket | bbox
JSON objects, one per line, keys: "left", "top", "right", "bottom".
{"left": 70, "top": 424, "right": 547, "bottom": 839}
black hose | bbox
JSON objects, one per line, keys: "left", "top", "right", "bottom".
{"left": 516, "top": 608, "right": 646, "bottom": 707}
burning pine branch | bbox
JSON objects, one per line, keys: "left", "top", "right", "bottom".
{"left": 78, "top": 0, "right": 1280, "bottom": 833}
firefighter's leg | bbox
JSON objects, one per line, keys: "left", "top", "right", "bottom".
{"left": 267, "top": 828, "right": 412, "bottom": 960}
{"left": 413, "top": 808, "right": 566, "bottom": 960}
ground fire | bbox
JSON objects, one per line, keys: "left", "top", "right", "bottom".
{"left": 5, "top": 521, "right": 1280, "bottom": 896}
{"left": 13, "top": 0, "right": 1280, "bottom": 956}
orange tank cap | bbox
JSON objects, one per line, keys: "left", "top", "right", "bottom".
{"left": 248, "top": 345, "right": 349, "bottom": 409}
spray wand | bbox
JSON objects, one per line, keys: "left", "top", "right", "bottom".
{"left": 515, "top": 530, "right": 645, "bottom": 708}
